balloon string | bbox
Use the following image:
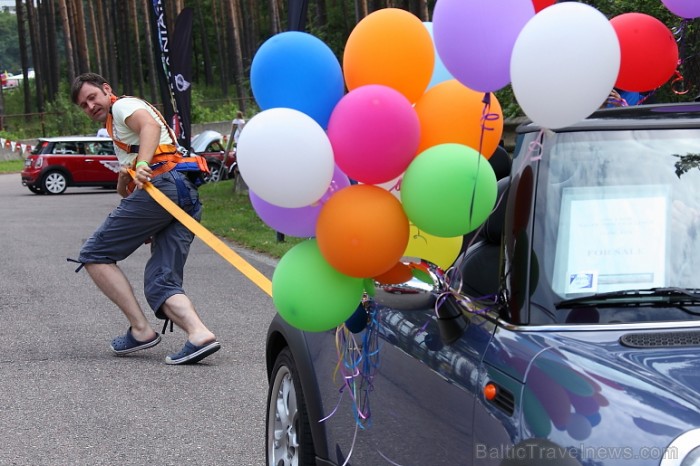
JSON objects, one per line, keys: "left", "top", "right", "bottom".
{"left": 468, "top": 93, "right": 499, "bottom": 231}
{"left": 526, "top": 128, "right": 545, "bottom": 163}
{"left": 339, "top": 422, "right": 359, "bottom": 466}
{"left": 387, "top": 177, "right": 402, "bottom": 195}
{"left": 325, "top": 303, "right": 381, "bottom": 432}
{"left": 377, "top": 449, "right": 405, "bottom": 466}
{"left": 410, "top": 223, "right": 429, "bottom": 245}
{"left": 436, "top": 289, "right": 498, "bottom": 317}
{"left": 447, "top": 162, "right": 510, "bottom": 313}
{"left": 666, "top": 18, "right": 691, "bottom": 96}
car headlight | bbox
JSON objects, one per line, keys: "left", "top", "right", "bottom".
{"left": 661, "top": 428, "right": 700, "bottom": 466}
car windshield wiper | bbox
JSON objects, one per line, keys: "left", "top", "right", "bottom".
{"left": 556, "top": 287, "right": 700, "bottom": 309}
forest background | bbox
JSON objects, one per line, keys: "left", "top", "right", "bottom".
{"left": 0, "top": 0, "right": 698, "bottom": 142}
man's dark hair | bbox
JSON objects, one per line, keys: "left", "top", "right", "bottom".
{"left": 70, "top": 73, "right": 109, "bottom": 104}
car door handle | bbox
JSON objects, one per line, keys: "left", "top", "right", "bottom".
{"left": 85, "top": 159, "right": 94, "bottom": 162}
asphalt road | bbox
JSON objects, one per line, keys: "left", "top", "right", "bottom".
{"left": 0, "top": 174, "right": 279, "bottom": 465}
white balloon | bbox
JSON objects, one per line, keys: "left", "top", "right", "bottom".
{"left": 363, "top": 175, "right": 403, "bottom": 201}
{"left": 510, "top": 3, "right": 620, "bottom": 129}
{"left": 237, "top": 108, "right": 335, "bottom": 208}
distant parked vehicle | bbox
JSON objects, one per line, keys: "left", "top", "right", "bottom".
{"left": 21, "top": 136, "right": 117, "bottom": 195}
{"left": 190, "top": 130, "right": 237, "bottom": 183}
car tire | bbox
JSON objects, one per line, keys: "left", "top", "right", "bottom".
{"left": 266, "top": 347, "right": 316, "bottom": 466}
{"left": 41, "top": 171, "right": 68, "bottom": 194}
{"left": 27, "top": 185, "right": 44, "bottom": 195}
{"left": 206, "top": 160, "right": 223, "bottom": 183}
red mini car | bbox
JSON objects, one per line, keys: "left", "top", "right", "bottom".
{"left": 21, "top": 136, "right": 118, "bottom": 194}
{"left": 190, "top": 130, "right": 237, "bottom": 183}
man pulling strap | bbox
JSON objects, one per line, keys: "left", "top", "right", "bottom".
{"left": 70, "top": 73, "right": 220, "bottom": 365}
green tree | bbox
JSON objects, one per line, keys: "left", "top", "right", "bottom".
{"left": 1, "top": 0, "right": 699, "bottom": 139}
{"left": 0, "top": 12, "right": 21, "bottom": 72}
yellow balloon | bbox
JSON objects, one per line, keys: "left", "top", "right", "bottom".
{"left": 403, "top": 223, "right": 462, "bottom": 270}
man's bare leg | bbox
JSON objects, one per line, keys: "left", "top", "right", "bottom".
{"left": 160, "top": 294, "right": 216, "bottom": 346}
{"left": 84, "top": 262, "right": 158, "bottom": 342}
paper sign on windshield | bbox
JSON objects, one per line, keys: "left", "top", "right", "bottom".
{"left": 554, "top": 186, "right": 669, "bottom": 295}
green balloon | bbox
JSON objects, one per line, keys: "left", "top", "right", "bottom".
{"left": 401, "top": 143, "right": 498, "bottom": 237}
{"left": 363, "top": 278, "right": 376, "bottom": 297}
{"left": 272, "top": 239, "right": 365, "bottom": 332}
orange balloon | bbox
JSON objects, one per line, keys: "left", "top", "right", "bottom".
{"left": 414, "top": 80, "right": 503, "bottom": 158}
{"left": 316, "top": 185, "right": 409, "bottom": 278}
{"left": 343, "top": 8, "right": 434, "bottom": 103}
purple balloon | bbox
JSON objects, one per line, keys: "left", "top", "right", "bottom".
{"left": 250, "top": 165, "right": 350, "bottom": 237}
{"left": 661, "top": 0, "right": 700, "bottom": 19}
{"left": 433, "top": 0, "right": 535, "bottom": 93}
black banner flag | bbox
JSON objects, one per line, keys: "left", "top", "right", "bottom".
{"left": 170, "top": 7, "right": 194, "bottom": 151}
{"left": 288, "top": 0, "right": 309, "bottom": 31}
{"left": 150, "top": 2, "right": 193, "bottom": 151}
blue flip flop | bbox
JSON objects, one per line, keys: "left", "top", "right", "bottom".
{"left": 110, "top": 328, "right": 161, "bottom": 355}
{"left": 165, "top": 340, "right": 221, "bottom": 365}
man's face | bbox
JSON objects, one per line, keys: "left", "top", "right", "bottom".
{"left": 75, "top": 82, "right": 112, "bottom": 123}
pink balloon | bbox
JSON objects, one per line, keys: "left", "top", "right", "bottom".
{"left": 250, "top": 165, "right": 350, "bottom": 237}
{"left": 327, "top": 84, "right": 420, "bottom": 185}
{"left": 661, "top": 0, "right": 700, "bottom": 19}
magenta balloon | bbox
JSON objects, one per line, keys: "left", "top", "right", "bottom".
{"left": 327, "top": 84, "right": 420, "bottom": 185}
{"left": 433, "top": 0, "right": 535, "bottom": 93}
{"left": 250, "top": 165, "right": 351, "bottom": 237}
{"left": 661, "top": 0, "right": 700, "bottom": 19}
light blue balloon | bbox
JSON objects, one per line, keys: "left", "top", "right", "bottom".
{"left": 423, "top": 22, "right": 454, "bottom": 90}
{"left": 250, "top": 31, "right": 345, "bottom": 129}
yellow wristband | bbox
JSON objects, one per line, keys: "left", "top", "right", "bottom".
{"left": 135, "top": 161, "right": 149, "bottom": 169}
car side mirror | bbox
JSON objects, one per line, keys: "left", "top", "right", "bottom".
{"left": 435, "top": 294, "right": 469, "bottom": 344}
{"left": 373, "top": 258, "right": 445, "bottom": 310}
{"left": 373, "top": 258, "right": 468, "bottom": 345}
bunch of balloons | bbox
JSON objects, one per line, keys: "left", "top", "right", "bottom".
{"left": 239, "top": 0, "right": 688, "bottom": 332}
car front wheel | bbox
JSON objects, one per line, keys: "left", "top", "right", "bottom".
{"left": 266, "top": 347, "right": 316, "bottom": 466}
{"left": 42, "top": 171, "right": 68, "bottom": 194}
{"left": 205, "top": 160, "right": 223, "bottom": 183}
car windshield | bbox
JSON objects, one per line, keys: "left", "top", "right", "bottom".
{"left": 526, "top": 126, "right": 700, "bottom": 323}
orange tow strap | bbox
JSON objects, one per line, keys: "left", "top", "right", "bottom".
{"left": 129, "top": 169, "right": 273, "bottom": 297}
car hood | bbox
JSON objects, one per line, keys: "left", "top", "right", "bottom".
{"left": 535, "top": 331, "right": 700, "bottom": 408}
{"left": 486, "top": 327, "right": 700, "bottom": 443}
{"left": 190, "top": 130, "right": 223, "bottom": 153}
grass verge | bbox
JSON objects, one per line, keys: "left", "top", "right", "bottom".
{"left": 198, "top": 180, "right": 303, "bottom": 259}
{"left": 1, "top": 165, "right": 297, "bottom": 260}
{"left": 0, "top": 159, "right": 24, "bottom": 173}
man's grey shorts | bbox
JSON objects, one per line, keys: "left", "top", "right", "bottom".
{"left": 79, "top": 170, "right": 202, "bottom": 318}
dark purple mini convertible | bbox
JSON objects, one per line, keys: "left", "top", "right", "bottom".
{"left": 265, "top": 102, "right": 700, "bottom": 466}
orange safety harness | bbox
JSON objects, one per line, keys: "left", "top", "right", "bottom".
{"left": 105, "top": 95, "right": 209, "bottom": 181}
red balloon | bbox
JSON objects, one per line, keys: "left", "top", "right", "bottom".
{"left": 532, "top": 0, "right": 556, "bottom": 13}
{"left": 611, "top": 13, "right": 679, "bottom": 92}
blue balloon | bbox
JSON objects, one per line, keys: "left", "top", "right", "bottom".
{"left": 250, "top": 31, "right": 345, "bottom": 129}
{"left": 423, "top": 22, "right": 453, "bottom": 90}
